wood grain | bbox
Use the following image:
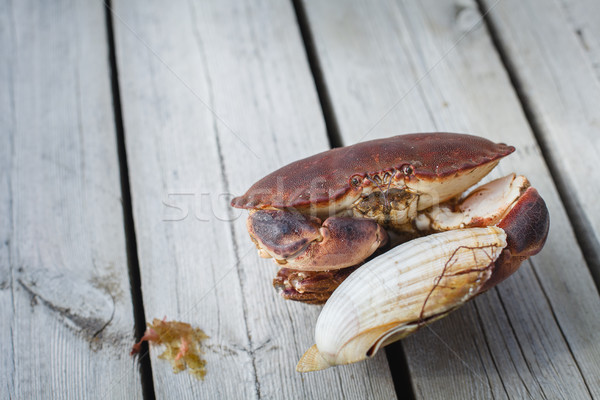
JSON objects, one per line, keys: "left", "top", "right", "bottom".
{"left": 0, "top": 0, "right": 142, "bottom": 398}
{"left": 112, "top": 0, "right": 397, "bottom": 398}
{"left": 301, "top": 0, "right": 600, "bottom": 398}
{"left": 480, "top": 0, "right": 600, "bottom": 395}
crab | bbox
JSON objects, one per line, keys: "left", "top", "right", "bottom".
{"left": 231, "top": 133, "right": 549, "bottom": 305}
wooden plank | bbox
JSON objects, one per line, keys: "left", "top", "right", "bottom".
{"left": 481, "top": 0, "right": 600, "bottom": 284}
{"left": 482, "top": 0, "right": 600, "bottom": 329}
{"left": 480, "top": 0, "right": 600, "bottom": 395}
{"left": 301, "top": 0, "right": 600, "bottom": 398}
{"left": 0, "top": 0, "right": 142, "bottom": 398}
{"left": 112, "top": 0, "right": 397, "bottom": 398}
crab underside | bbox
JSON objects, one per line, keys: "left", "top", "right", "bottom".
{"left": 231, "top": 133, "right": 549, "bottom": 371}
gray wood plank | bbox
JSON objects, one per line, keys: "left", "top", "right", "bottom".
{"left": 112, "top": 0, "right": 397, "bottom": 398}
{"left": 480, "top": 0, "right": 600, "bottom": 390}
{"left": 0, "top": 0, "right": 142, "bottom": 398}
{"left": 301, "top": 0, "right": 600, "bottom": 398}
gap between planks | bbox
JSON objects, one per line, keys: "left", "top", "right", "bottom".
{"left": 104, "top": 1, "right": 156, "bottom": 398}
{"left": 292, "top": 0, "right": 343, "bottom": 149}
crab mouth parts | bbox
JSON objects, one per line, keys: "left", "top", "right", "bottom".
{"left": 365, "top": 174, "right": 394, "bottom": 208}
{"left": 352, "top": 188, "right": 419, "bottom": 230}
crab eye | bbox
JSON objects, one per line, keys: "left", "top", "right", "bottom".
{"left": 350, "top": 175, "right": 362, "bottom": 187}
{"left": 401, "top": 164, "right": 414, "bottom": 176}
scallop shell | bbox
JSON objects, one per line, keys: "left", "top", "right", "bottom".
{"left": 297, "top": 226, "right": 507, "bottom": 372}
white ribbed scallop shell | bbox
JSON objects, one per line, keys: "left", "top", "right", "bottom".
{"left": 297, "top": 226, "right": 507, "bottom": 372}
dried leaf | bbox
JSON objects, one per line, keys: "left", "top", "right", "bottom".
{"left": 131, "top": 318, "right": 209, "bottom": 380}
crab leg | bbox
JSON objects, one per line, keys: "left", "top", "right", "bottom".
{"left": 273, "top": 266, "right": 359, "bottom": 305}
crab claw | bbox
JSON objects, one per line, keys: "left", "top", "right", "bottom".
{"left": 247, "top": 210, "right": 388, "bottom": 271}
{"left": 415, "top": 174, "right": 550, "bottom": 290}
{"left": 482, "top": 186, "right": 549, "bottom": 291}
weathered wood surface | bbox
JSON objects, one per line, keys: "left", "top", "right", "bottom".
{"left": 4, "top": 0, "right": 600, "bottom": 398}
{"left": 0, "top": 0, "right": 142, "bottom": 399}
{"left": 112, "top": 0, "right": 397, "bottom": 398}
{"left": 481, "top": 0, "right": 600, "bottom": 394}
{"left": 481, "top": 0, "right": 600, "bottom": 280}
{"left": 301, "top": 0, "right": 600, "bottom": 398}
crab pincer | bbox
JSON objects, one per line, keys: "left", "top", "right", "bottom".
{"left": 247, "top": 210, "right": 388, "bottom": 270}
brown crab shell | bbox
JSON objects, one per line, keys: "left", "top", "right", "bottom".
{"left": 231, "top": 133, "right": 514, "bottom": 211}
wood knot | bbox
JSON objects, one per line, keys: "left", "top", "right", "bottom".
{"left": 454, "top": 3, "right": 481, "bottom": 33}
